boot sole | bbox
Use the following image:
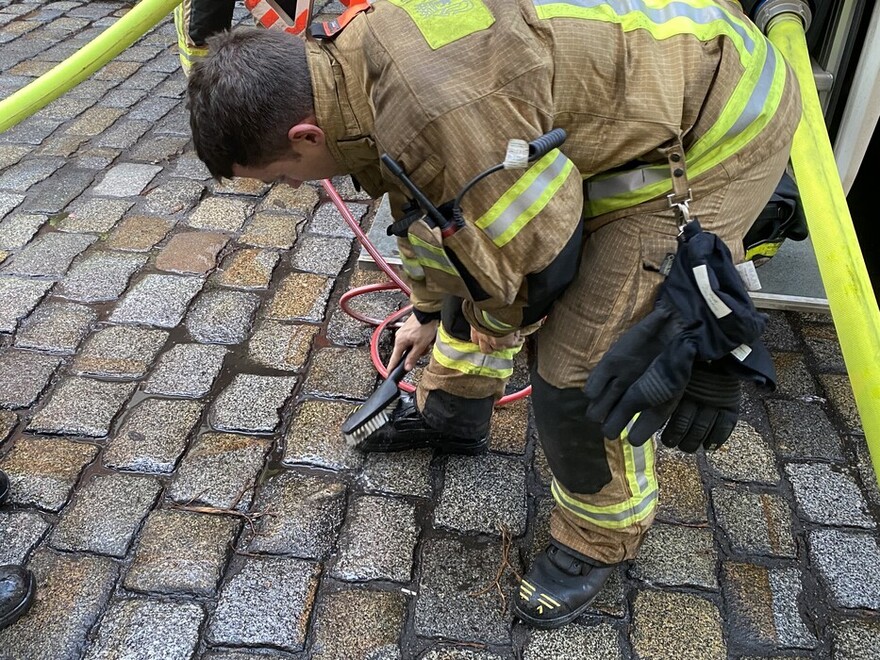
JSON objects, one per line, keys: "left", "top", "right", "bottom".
{"left": 357, "top": 439, "right": 488, "bottom": 456}
{"left": 513, "top": 597, "right": 592, "bottom": 629}
{"left": 0, "top": 571, "right": 36, "bottom": 630}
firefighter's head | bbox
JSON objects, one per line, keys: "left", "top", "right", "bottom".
{"left": 187, "top": 27, "right": 343, "bottom": 186}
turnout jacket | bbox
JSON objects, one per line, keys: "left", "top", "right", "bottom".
{"left": 305, "top": 0, "right": 800, "bottom": 335}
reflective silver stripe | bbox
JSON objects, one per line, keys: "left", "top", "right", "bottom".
{"left": 586, "top": 166, "right": 667, "bottom": 201}
{"left": 552, "top": 479, "right": 658, "bottom": 522}
{"left": 630, "top": 443, "right": 650, "bottom": 495}
{"left": 399, "top": 254, "right": 425, "bottom": 280}
{"left": 409, "top": 242, "right": 458, "bottom": 276}
{"left": 481, "top": 151, "right": 571, "bottom": 243}
{"left": 434, "top": 333, "right": 514, "bottom": 373}
{"left": 532, "top": 0, "right": 756, "bottom": 54}
{"left": 722, "top": 43, "right": 777, "bottom": 142}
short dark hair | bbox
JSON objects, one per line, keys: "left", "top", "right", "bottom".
{"left": 187, "top": 28, "right": 315, "bottom": 178}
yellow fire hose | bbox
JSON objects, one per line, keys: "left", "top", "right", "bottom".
{"left": 768, "top": 15, "right": 880, "bottom": 485}
{"left": 0, "top": 0, "right": 182, "bottom": 133}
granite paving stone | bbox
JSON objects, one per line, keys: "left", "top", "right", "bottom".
{"left": 0, "top": 145, "right": 30, "bottom": 172}
{"left": 27, "top": 376, "right": 136, "bottom": 437}
{"left": 215, "top": 248, "right": 279, "bottom": 289}
{"left": 1, "top": 231, "right": 95, "bottom": 277}
{"left": 523, "top": 622, "right": 622, "bottom": 659}
{"left": 124, "top": 508, "right": 239, "bottom": 597}
{"left": 103, "top": 397, "right": 204, "bottom": 473}
{"left": 93, "top": 119, "right": 152, "bottom": 150}
{"left": 104, "top": 214, "right": 173, "bottom": 251}
{"left": 310, "top": 589, "right": 405, "bottom": 660}
{"left": 143, "top": 343, "right": 228, "bottom": 397}
{"left": 705, "top": 420, "right": 780, "bottom": 484}
{"left": 128, "top": 135, "right": 189, "bottom": 164}
{"left": 0, "top": 436, "right": 99, "bottom": 511}
{"left": 56, "top": 250, "right": 147, "bottom": 302}
{"left": 37, "top": 133, "right": 87, "bottom": 158}
{"left": 14, "top": 300, "right": 96, "bottom": 353}
{"left": 629, "top": 522, "right": 718, "bottom": 589}
{"left": 58, "top": 197, "right": 132, "bottom": 233}
{"left": 357, "top": 450, "right": 434, "bottom": 498}
{"left": 0, "top": 510, "right": 50, "bottom": 564}
{"left": 172, "top": 153, "right": 211, "bottom": 180}
{"left": 435, "top": 454, "right": 528, "bottom": 536}
{"left": 83, "top": 599, "right": 205, "bottom": 660}
{"left": 0, "top": 191, "right": 24, "bottom": 219}
{"left": 245, "top": 470, "right": 346, "bottom": 559}
{"left": 854, "top": 441, "right": 880, "bottom": 509}
{"left": 206, "top": 557, "right": 320, "bottom": 653}
{"left": 332, "top": 495, "right": 418, "bottom": 583}
{"left": 266, "top": 272, "right": 334, "bottom": 323}
{"left": 0, "top": 549, "right": 118, "bottom": 660}
{"left": 0, "top": 410, "right": 16, "bottom": 442}
{"left": 282, "top": 399, "right": 364, "bottom": 471}
{"left": 153, "top": 106, "right": 190, "bottom": 135}
{"left": 0, "top": 212, "right": 45, "bottom": 248}
{"left": 258, "top": 182, "right": 319, "bottom": 215}
{"left": 417, "top": 648, "right": 504, "bottom": 660}
{"left": 0, "top": 275, "right": 53, "bottom": 332}
{"left": 142, "top": 178, "right": 205, "bottom": 215}
{"left": 209, "top": 374, "right": 297, "bottom": 433}
{"left": 188, "top": 197, "right": 253, "bottom": 232}
{"left": 212, "top": 177, "right": 270, "bottom": 197}
{"left": 765, "top": 399, "right": 844, "bottom": 461}
{"left": 809, "top": 529, "right": 880, "bottom": 609}
{"left": 92, "top": 163, "right": 162, "bottom": 197}
{"left": 247, "top": 321, "right": 317, "bottom": 372}
{"left": 156, "top": 230, "right": 229, "bottom": 275}
{"left": 487, "top": 398, "right": 530, "bottom": 455}
{"left": 325, "top": 289, "right": 404, "bottom": 347}
{"left": 0, "top": 117, "right": 58, "bottom": 147}
{"left": 818, "top": 373, "right": 863, "bottom": 434}
{"left": 302, "top": 346, "right": 377, "bottom": 399}
{"left": 19, "top": 166, "right": 94, "bottom": 214}
{"left": 802, "top": 324, "right": 847, "bottom": 372}
{"left": 0, "top": 348, "right": 61, "bottom": 408}
{"left": 785, "top": 462, "right": 875, "bottom": 528}
{"left": 722, "top": 562, "right": 816, "bottom": 653}
{"left": 291, "top": 234, "right": 352, "bottom": 276}
{"left": 168, "top": 432, "right": 271, "bottom": 510}
{"left": 109, "top": 273, "right": 204, "bottom": 327}
{"left": 0, "top": 156, "right": 64, "bottom": 191}
{"left": 415, "top": 537, "right": 516, "bottom": 645}
{"left": 308, "top": 201, "right": 369, "bottom": 238}
{"left": 711, "top": 484, "right": 796, "bottom": 558}
{"left": 240, "top": 212, "right": 303, "bottom": 249}
{"left": 128, "top": 95, "right": 178, "bottom": 122}
{"left": 73, "top": 325, "right": 167, "bottom": 378}
{"left": 50, "top": 472, "right": 162, "bottom": 557}
{"left": 631, "top": 590, "right": 726, "bottom": 660}
{"left": 772, "top": 352, "right": 819, "bottom": 398}
{"left": 99, "top": 86, "right": 149, "bottom": 109}
{"left": 74, "top": 146, "right": 121, "bottom": 170}
{"left": 64, "top": 105, "right": 124, "bottom": 136}
{"left": 185, "top": 289, "right": 260, "bottom": 344}
{"left": 655, "top": 446, "right": 708, "bottom": 523}
{"left": 830, "top": 618, "right": 880, "bottom": 660}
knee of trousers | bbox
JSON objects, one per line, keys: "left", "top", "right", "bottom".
{"left": 530, "top": 365, "right": 612, "bottom": 494}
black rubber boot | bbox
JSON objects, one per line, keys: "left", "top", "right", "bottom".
{"left": 514, "top": 542, "right": 616, "bottom": 628}
{"left": 0, "top": 565, "right": 36, "bottom": 630}
{"left": 358, "top": 395, "right": 488, "bottom": 455}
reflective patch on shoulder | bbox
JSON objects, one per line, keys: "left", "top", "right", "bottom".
{"left": 386, "top": 0, "right": 495, "bottom": 49}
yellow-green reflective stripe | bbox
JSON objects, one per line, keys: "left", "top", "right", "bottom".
{"left": 407, "top": 234, "right": 459, "bottom": 277}
{"left": 399, "top": 252, "right": 425, "bottom": 280}
{"left": 386, "top": 0, "right": 495, "bottom": 50}
{"left": 475, "top": 150, "right": 574, "bottom": 247}
{"left": 432, "top": 324, "right": 515, "bottom": 378}
{"left": 481, "top": 309, "right": 515, "bottom": 333}
{"left": 551, "top": 478, "right": 657, "bottom": 529}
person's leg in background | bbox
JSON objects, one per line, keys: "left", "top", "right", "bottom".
{"left": 174, "top": 0, "right": 237, "bottom": 76}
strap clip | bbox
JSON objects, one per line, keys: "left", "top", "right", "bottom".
{"left": 310, "top": 0, "right": 372, "bottom": 40}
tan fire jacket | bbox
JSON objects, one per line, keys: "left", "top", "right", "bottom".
{"left": 305, "top": 0, "right": 800, "bottom": 335}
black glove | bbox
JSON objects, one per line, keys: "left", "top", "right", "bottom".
{"left": 660, "top": 360, "right": 741, "bottom": 452}
{"left": 583, "top": 297, "right": 697, "bottom": 446}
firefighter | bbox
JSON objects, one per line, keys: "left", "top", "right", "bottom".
{"left": 186, "top": 0, "right": 800, "bottom": 628}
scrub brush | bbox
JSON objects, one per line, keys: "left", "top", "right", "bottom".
{"left": 342, "top": 350, "right": 410, "bottom": 447}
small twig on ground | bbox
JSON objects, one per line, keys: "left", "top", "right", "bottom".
{"left": 169, "top": 503, "right": 274, "bottom": 537}
{"left": 468, "top": 523, "right": 520, "bottom": 612}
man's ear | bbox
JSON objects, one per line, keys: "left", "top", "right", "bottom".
{"left": 288, "top": 120, "right": 325, "bottom": 147}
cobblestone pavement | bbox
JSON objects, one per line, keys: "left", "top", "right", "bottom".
{"left": 1, "top": 1, "right": 880, "bottom": 659}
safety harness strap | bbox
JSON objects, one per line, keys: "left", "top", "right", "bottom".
{"left": 310, "top": 0, "right": 372, "bottom": 40}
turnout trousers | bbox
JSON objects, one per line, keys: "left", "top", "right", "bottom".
{"left": 416, "top": 136, "right": 793, "bottom": 564}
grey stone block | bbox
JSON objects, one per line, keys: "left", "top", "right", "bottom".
{"left": 0, "top": 191, "right": 24, "bottom": 219}
{"left": 143, "top": 343, "right": 228, "bottom": 397}
{"left": 0, "top": 275, "right": 52, "bottom": 332}
{"left": 59, "top": 198, "right": 133, "bottom": 233}
{"left": 188, "top": 197, "right": 253, "bottom": 232}
{"left": 50, "top": 472, "right": 162, "bottom": 557}
{"left": 629, "top": 522, "right": 718, "bottom": 590}
{"left": 0, "top": 156, "right": 64, "bottom": 192}
{"left": 91, "top": 163, "right": 162, "bottom": 197}
{"left": 357, "top": 450, "right": 433, "bottom": 498}
{"left": 109, "top": 273, "right": 204, "bottom": 328}
{"left": 209, "top": 374, "right": 297, "bottom": 434}
{"left": 246, "top": 470, "right": 346, "bottom": 559}
{"left": 56, "top": 250, "right": 147, "bottom": 302}
{"left": 332, "top": 495, "right": 418, "bottom": 583}
{"left": 435, "top": 454, "right": 528, "bottom": 536}
{"left": 0, "top": 348, "right": 61, "bottom": 409}
{"left": 712, "top": 485, "right": 796, "bottom": 558}
{"left": 705, "top": 420, "right": 780, "bottom": 484}
{"left": 765, "top": 400, "right": 844, "bottom": 461}
{"left": 20, "top": 166, "right": 95, "bottom": 214}
{"left": 142, "top": 178, "right": 205, "bottom": 215}
{"left": 656, "top": 447, "right": 708, "bottom": 524}
{"left": 84, "top": 599, "right": 205, "bottom": 660}
{"left": 830, "top": 618, "right": 880, "bottom": 660}
{"left": 310, "top": 589, "right": 405, "bottom": 660}
{"left": 523, "top": 622, "right": 622, "bottom": 659}
{"left": 785, "top": 463, "right": 875, "bottom": 528}
{"left": 0, "top": 212, "right": 45, "bottom": 248}
{"left": 1, "top": 231, "right": 96, "bottom": 277}
{"left": 0, "top": 510, "right": 50, "bottom": 564}
{"left": 308, "top": 201, "right": 369, "bottom": 238}
{"left": 248, "top": 321, "right": 317, "bottom": 372}
{"left": 291, "top": 234, "right": 352, "bottom": 276}
{"left": 631, "top": 590, "right": 725, "bottom": 660}
{"left": 14, "top": 300, "right": 96, "bottom": 353}
{"left": 27, "top": 376, "right": 136, "bottom": 437}
{"left": 72, "top": 325, "right": 168, "bottom": 379}
{"left": 302, "top": 346, "right": 378, "bottom": 399}
{"left": 185, "top": 289, "right": 260, "bottom": 345}
{"left": 104, "top": 398, "right": 204, "bottom": 474}
{"left": 125, "top": 508, "right": 239, "bottom": 597}
{"left": 206, "top": 557, "right": 320, "bottom": 653}
{"left": 809, "top": 529, "right": 880, "bottom": 609}
{"left": 168, "top": 432, "right": 270, "bottom": 510}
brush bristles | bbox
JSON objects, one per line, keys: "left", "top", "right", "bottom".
{"left": 342, "top": 399, "right": 398, "bottom": 448}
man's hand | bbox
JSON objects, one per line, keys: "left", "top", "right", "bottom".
{"left": 390, "top": 314, "right": 439, "bottom": 372}
{"left": 470, "top": 327, "right": 523, "bottom": 354}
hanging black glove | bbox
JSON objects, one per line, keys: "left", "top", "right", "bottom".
{"left": 660, "top": 360, "right": 741, "bottom": 452}
{"left": 584, "top": 219, "right": 775, "bottom": 447}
